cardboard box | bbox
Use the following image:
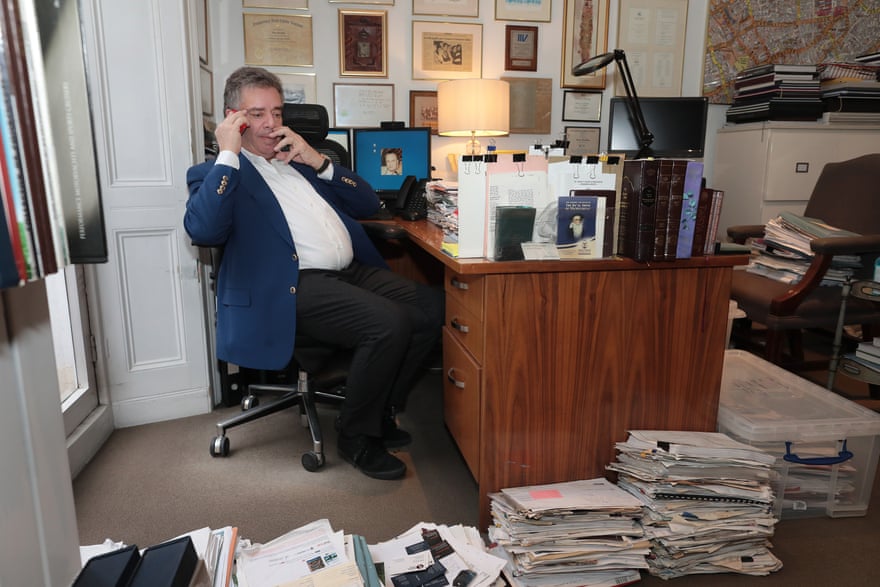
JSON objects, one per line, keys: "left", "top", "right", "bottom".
{"left": 718, "top": 350, "right": 880, "bottom": 518}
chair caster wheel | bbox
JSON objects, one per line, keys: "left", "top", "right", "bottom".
{"left": 210, "top": 435, "right": 230, "bottom": 457}
{"left": 242, "top": 395, "right": 259, "bottom": 410}
{"left": 302, "top": 451, "right": 324, "bottom": 471}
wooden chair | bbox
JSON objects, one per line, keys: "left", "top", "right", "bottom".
{"left": 727, "top": 153, "right": 880, "bottom": 376}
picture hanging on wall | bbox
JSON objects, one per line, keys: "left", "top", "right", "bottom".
{"left": 243, "top": 13, "right": 314, "bottom": 67}
{"left": 495, "top": 0, "right": 551, "bottom": 22}
{"left": 561, "top": 0, "right": 610, "bottom": 88}
{"left": 413, "top": 0, "right": 479, "bottom": 17}
{"left": 412, "top": 21, "right": 483, "bottom": 80}
{"left": 339, "top": 10, "right": 387, "bottom": 77}
{"left": 409, "top": 90, "right": 438, "bottom": 134}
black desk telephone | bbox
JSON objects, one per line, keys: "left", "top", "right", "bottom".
{"left": 396, "top": 175, "right": 428, "bottom": 221}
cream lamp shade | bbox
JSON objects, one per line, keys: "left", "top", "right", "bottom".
{"left": 437, "top": 79, "right": 510, "bottom": 155}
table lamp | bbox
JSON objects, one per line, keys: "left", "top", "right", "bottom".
{"left": 438, "top": 79, "right": 510, "bottom": 155}
{"left": 573, "top": 49, "right": 654, "bottom": 157}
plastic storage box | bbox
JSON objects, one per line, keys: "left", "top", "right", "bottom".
{"left": 718, "top": 350, "right": 880, "bottom": 519}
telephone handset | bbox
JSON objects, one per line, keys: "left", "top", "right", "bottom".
{"left": 395, "top": 175, "right": 428, "bottom": 221}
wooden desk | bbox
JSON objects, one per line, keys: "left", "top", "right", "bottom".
{"left": 390, "top": 221, "right": 748, "bottom": 528}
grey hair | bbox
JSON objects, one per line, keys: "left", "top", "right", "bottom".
{"left": 223, "top": 66, "right": 283, "bottom": 111}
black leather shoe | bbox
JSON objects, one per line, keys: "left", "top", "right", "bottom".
{"left": 382, "top": 415, "right": 412, "bottom": 449}
{"left": 338, "top": 433, "right": 406, "bottom": 480}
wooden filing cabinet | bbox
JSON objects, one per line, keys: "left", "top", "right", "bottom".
{"left": 442, "top": 270, "right": 484, "bottom": 476}
{"left": 712, "top": 122, "right": 880, "bottom": 235}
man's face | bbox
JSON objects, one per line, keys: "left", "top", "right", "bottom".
{"left": 233, "top": 85, "right": 284, "bottom": 160}
{"left": 384, "top": 152, "right": 400, "bottom": 172}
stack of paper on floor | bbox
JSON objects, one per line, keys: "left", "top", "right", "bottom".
{"left": 607, "top": 430, "right": 783, "bottom": 579}
{"left": 488, "top": 478, "right": 649, "bottom": 587}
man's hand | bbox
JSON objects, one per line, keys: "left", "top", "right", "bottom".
{"left": 215, "top": 109, "right": 249, "bottom": 154}
{"left": 270, "top": 127, "right": 324, "bottom": 169}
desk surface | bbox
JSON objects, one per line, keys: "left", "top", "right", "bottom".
{"left": 394, "top": 219, "right": 748, "bottom": 274}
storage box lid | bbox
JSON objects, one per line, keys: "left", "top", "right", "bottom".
{"left": 718, "top": 350, "right": 880, "bottom": 442}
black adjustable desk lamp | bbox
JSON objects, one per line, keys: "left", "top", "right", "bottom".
{"left": 573, "top": 49, "right": 654, "bottom": 159}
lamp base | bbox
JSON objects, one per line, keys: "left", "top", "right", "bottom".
{"left": 466, "top": 137, "right": 481, "bottom": 155}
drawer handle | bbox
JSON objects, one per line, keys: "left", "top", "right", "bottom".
{"left": 447, "top": 368, "right": 466, "bottom": 389}
{"left": 450, "top": 278, "right": 469, "bottom": 290}
{"left": 450, "top": 318, "right": 469, "bottom": 333}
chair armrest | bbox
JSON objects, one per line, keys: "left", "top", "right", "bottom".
{"left": 770, "top": 252, "right": 834, "bottom": 315}
{"left": 811, "top": 234, "right": 880, "bottom": 256}
{"left": 727, "top": 224, "right": 765, "bottom": 244}
{"left": 361, "top": 220, "right": 408, "bottom": 241}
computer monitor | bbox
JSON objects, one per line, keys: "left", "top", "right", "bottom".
{"left": 351, "top": 127, "right": 432, "bottom": 199}
{"left": 607, "top": 97, "right": 709, "bottom": 158}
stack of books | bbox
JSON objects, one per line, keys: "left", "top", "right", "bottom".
{"left": 607, "top": 430, "right": 782, "bottom": 580}
{"left": 488, "top": 478, "right": 650, "bottom": 587}
{"left": 745, "top": 211, "right": 862, "bottom": 285}
{"left": 726, "top": 63, "right": 823, "bottom": 123}
{"left": 817, "top": 60, "right": 880, "bottom": 123}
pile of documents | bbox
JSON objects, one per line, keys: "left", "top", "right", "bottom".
{"left": 234, "top": 518, "right": 505, "bottom": 587}
{"left": 488, "top": 478, "right": 650, "bottom": 587}
{"left": 746, "top": 211, "right": 862, "bottom": 285}
{"left": 607, "top": 430, "right": 783, "bottom": 579}
{"left": 424, "top": 180, "right": 459, "bottom": 237}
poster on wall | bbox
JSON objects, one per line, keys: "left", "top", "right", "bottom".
{"left": 561, "top": 0, "right": 610, "bottom": 88}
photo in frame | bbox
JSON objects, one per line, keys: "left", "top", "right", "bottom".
{"left": 562, "top": 90, "right": 602, "bottom": 122}
{"left": 243, "top": 13, "right": 313, "bottom": 67}
{"left": 275, "top": 72, "right": 317, "bottom": 104}
{"left": 565, "top": 126, "right": 601, "bottom": 156}
{"left": 339, "top": 10, "right": 387, "bottom": 77}
{"left": 502, "top": 77, "right": 552, "bottom": 134}
{"left": 413, "top": 0, "right": 479, "bottom": 17}
{"left": 561, "top": 0, "right": 610, "bottom": 88}
{"left": 504, "top": 25, "right": 538, "bottom": 71}
{"left": 197, "top": 0, "right": 208, "bottom": 65}
{"left": 409, "top": 90, "right": 438, "bottom": 134}
{"left": 333, "top": 83, "right": 395, "bottom": 127}
{"left": 243, "top": 0, "right": 308, "bottom": 9}
{"left": 495, "top": 0, "right": 551, "bottom": 22}
{"left": 412, "top": 21, "right": 482, "bottom": 80}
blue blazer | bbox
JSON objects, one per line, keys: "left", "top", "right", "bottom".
{"left": 185, "top": 155, "right": 387, "bottom": 370}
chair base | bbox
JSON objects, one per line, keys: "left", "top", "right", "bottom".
{"left": 209, "top": 370, "right": 327, "bottom": 471}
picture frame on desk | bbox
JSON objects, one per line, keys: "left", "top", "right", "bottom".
{"left": 561, "top": 0, "right": 610, "bottom": 88}
{"left": 338, "top": 9, "right": 387, "bottom": 77}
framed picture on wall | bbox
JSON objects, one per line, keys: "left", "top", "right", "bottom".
{"left": 565, "top": 126, "right": 601, "bottom": 155}
{"left": 243, "top": 13, "right": 313, "bottom": 67}
{"left": 409, "top": 90, "right": 438, "bottom": 134}
{"left": 339, "top": 10, "right": 387, "bottom": 77}
{"left": 412, "top": 21, "right": 482, "bottom": 80}
{"left": 243, "top": 0, "right": 309, "bottom": 9}
{"left": 275, "top": 72, "right": 317, "bottom": 104}
{"left": 495, "top": 0, "right": 551, "bottom": 22}
{"left": 329, "top": 1, "right": 393, "bottom": 4}
{"left": 561, "top": 0, "right": 610, "bottom": 88}
{"left": 504, "top": 25, "right": 538, "bottom": 71}
{"left": 414, "top": 0, "right": 479, "bottom": 17}
{"left": 562, "top": 90, "right": 602, "bottom": 122}
{"left": 333, "top": 83, "right": 395, "bottom": 127}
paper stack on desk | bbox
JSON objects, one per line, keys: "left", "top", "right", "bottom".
{"left": 488, "top": 478, "right": 649, "bottom": 587}
{"left": 607, "top": 430, "right": 783, "bottom": 579}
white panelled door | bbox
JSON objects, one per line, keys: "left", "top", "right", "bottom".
{"left": 80, "top": 0, "right": 210, "bottom": 428}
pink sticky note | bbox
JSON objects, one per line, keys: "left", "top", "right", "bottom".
{"left": 530, "top": 489, "right": 563, "bottom": 500}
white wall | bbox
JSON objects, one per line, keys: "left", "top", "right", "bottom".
{"left": 209, "top": 0, "right": 722, "bottom": 181}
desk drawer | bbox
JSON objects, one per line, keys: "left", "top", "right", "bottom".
{"left": 446, "top": 295, "right": 484, "bottom": 363}
{"left": 443, "top": 327, "right": 481, "bottom": 477}
{"left": 445, "top": 270, "right": 484, "bottom": 320}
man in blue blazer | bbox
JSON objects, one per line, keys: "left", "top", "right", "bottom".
{"left": 185, "top": 67, "right": 442, "bottom": 480}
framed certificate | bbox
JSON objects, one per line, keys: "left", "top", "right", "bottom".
{"left": 414, "top": 0, "right": 479, "bottom": 17}
{"left": 564, "top": 126, "right": 601, "bottom": 155}
{"left": 562, "top": 90, "right": 602, "bottom": 122}
{"left": 333, "top": 83, "right": 395, "bottom": 127}
{"left": 243, "top": 13, "right": 313, "bottom": 67}
{"left": 504, "top": 25, "right": 538, "bottom": 71}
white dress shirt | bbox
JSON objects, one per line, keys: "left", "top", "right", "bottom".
{"left": 216, "top": 149, "right": 353, "bottom": 270}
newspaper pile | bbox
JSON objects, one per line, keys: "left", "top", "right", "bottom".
{"left": 607, "top": 431, "right": 783, "bottom": 579}
{"left": 746, "top": 211, "right": 861, "bottom": 285}
{"left": 488, "top": 478, "right": 650, "bottom": 587}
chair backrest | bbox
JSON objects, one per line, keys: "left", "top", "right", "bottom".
{"left": 803, "top": 153, "right": 880, "bottom": 236}
{"left": 282, "top": 103, "right": 351, "bottom": 168}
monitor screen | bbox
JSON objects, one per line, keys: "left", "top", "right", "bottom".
{"left": 607, "top": 97, "right": 709, "bottom": 158}
{"left": 351, "top": 127, "right": 432, "bottom": 197}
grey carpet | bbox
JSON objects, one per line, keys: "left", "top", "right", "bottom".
{"left": 74, "top": 366, "right": 880, "bottom": 586}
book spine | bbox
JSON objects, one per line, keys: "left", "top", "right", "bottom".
{"left": 651, "top": 160, "right": 673, "bottom": 262}
{"left": 703, "top": 189, "right": 725, "bottom": 255}
{"left": 617, "top": 161, "right": 641, "bottom": 259}
{"left": 676, "top": 161, "right": 704, "bottom": 259}
{"left": 690, "top": 186, "right": 713, "bottom": 257}
{"left": 633, "top": 160, "right": 659, "bottom": 263}
{"left": 663, "top": 160, "right": 687, "bottom": 261}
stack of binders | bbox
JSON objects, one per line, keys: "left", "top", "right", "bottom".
{"left": 726, "top": 63, "right": 823, "bottom": 123}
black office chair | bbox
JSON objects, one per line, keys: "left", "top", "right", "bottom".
{"left": 282, "top": 103, "right": 350, "bottom": 167}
